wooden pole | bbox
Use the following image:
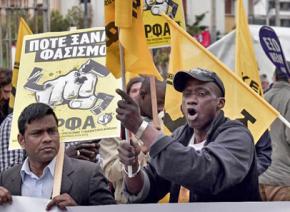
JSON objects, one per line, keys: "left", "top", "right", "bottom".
{"left": 52, "top": 27, "right": 77, "bottom": 197}
{"left": 149, "top": 76, "right": 160, "bottom": 129}
{"left": 52, "top": 142, "right": 65, "bottom": 198}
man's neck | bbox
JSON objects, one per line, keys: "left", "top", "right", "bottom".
{"left": 28, "top": 159, "right": 50, "bottom": 177}
{"left": 193, "top": 130, "right": 207, "bottom": 144}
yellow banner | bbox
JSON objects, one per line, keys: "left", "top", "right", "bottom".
{"left": 9, "top": 27, "right": 121, "bottom": 150}
{"left": 9, "top": 18, "right": 32, "bottom": 109}
{"left": 105, "top": 0, "right": 121, "bottom": 78}
{"left": 105, "top": 0, "right": 162, "bottom": 80}
{"left": 119, "top": 0, "right": 162, "bottom": 80}
{"left": 162, "top": 14, "right": 279, "bottom": 142}
{"left": 235, "top": 0, "right": 263, "bottom": 96}
{"left": 143, "top": 0, "right": 186, "bottom": 48}
{"left": 115, "top": 0, "right": 132, "bottom": 28}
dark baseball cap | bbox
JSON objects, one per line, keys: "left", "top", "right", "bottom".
{"left": 173, "top": 68, "right": 225, "bottom": 97}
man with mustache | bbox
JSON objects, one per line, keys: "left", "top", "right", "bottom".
{"left": 116, "top": 68, "right": 260, "bottom": 202}
{"left": 0, "top": 103, "right": 115, "bottom": 209}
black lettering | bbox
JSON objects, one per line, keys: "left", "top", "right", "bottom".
{"left": 58, "top": 118, "right": 65, "bottom": 127}
{"left": 66, "top": 117, "right": 81, "bottom": 130}
{"left": 105, "top": 22, "right": 118, "bottom": 47}
{"left": 163, "top": 23, "right": 170, "bottom": 36}
{"left": 242, "top": 75, "right": 250, "bottom": 82}
{"left": 152, "top": 24, "right": 162, "bottom": 37}
{"left": 144, "top": 25, "right": 152, "bottom": 38}
{"left": 249, "top": 80, "right": 260, "bottom": 94}
{"left": 132, "top": 0, "right": 141, "bottom": 18}
{"left": 236, "top": 109, "right": 256, "bottom": 127}
{"left": 82, "top": 116, "right": 96, "bottom": 129}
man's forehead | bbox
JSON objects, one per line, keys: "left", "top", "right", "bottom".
{"left": 27, "top": 115, "right": 57, "bottom": 125}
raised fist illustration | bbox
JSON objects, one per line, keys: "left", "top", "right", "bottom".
{"left": 144, "top": 0, "right": 178, "bottom": 18}
{"left": 24, "top": 59, "right": 114, "bottom": 115}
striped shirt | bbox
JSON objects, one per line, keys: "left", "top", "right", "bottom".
{"left": 0, "top": 113, "right": 25, "bottom": 172}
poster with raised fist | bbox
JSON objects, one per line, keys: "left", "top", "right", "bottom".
{"left": 10, "top": 27, "right": 121, "bottom": 150}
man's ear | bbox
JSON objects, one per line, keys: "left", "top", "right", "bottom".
{"left": 216, "top": 97, "right": 225, "bottom": 110}
{"left": 18, "top": 134, "right": 25, "bottom": 149}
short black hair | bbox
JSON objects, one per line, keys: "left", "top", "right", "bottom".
{"left": 18, "top": 103, "right": 58, "bottom": 135}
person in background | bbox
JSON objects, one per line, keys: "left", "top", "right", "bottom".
{"left": 260, "top": 73, "right": 270, "bottom": 93}
{"left": 126, "top": 77, "right": 144, "bottom": 103}
{"left": 0, "top": 103, "right": 115, "bottom": 209}
{"left": 0, "top": 69, "right": 12, "bottom": 125}
{"left": 0, "top": 114, "right": 25, "bottom": 172}
{"left": 259, "top": 66, "right": 290, "bottom": 201}
{"left": 99, "top": 77, "right": 166, "bottom": 203}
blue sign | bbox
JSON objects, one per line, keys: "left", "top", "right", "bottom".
{"left": 259, "top": 26, "right": 290, "bottom": 77}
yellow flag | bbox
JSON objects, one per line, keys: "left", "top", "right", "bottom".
{"left": 162, "top": 14, "right": 279, "bottom": 142}
{"left": 115, "top": 0, "right": 132, "bottom": 28}
{"left": 119, "top": 0, "right": 162, "bottom": 80}
{"left": 105, "top": 0, "right": 162, "bottom": 80}
{"left": 105, "top": 0, "right": 121, "bottom": 78}
{"left": 9, "top": 18, "right": 32, "bottom": 110}
{"left": 235, "top": 0, "right": 263, "bottom": 96}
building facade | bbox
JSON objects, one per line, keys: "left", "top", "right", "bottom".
{"left": 254, "top": 0, "right": 290, "bottom": 27}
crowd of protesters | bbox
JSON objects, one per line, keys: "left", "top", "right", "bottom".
{"left": 0, "top": 64, "right": 289, "bottom": 210}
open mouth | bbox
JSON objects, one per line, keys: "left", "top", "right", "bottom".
{"left": 187, "top": 108, "right": 196, "bottom": 116}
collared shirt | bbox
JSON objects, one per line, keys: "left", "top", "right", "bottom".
{"left": 20, "top": 157, "right": 56, "bottom": 199}
{"left": 0, "top": 114, "right": 25, "bottom": 172}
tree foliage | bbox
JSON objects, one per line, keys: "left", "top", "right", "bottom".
{"left": 186, "top": 12, "right": 208, "bottom": 36}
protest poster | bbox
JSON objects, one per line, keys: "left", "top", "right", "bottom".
{"left": 143, "top": 0, "right": 186, "bottom": 48}
{"left": 2, "top": 196, "right": 290, "bottom": 212}
{"left": 259, "top": 26, "right": 290, "bottom": 77}
{"left": 9, "top": 27, "right": 121, "bottom": 150}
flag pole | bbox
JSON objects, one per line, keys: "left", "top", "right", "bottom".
{"left": 119, "top": 40, "right": 133, "bottom": 177}
{"left": 278, "top": 114, "right": 290, "bottom": 129}
{"left": 52, "top": 27, "right": 78, "bottom": 197}
{"left": 52, "top": 142, "right": 65, "bottom": 197}
{"left": 150, "top": 76, "right": 160, "bottom": 129}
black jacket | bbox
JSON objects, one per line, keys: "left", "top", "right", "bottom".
{"left": 142, "top": 111, "right": 261, "bottom": 202}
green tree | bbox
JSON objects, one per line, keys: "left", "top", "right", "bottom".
{"left": 186, "top": 12, "right": 208, "bottom": 36}
{"left": 50, "top": 10, "right": 69, "bottom": 32}
{"left": 65, "top": 6, "right": 85, "bottom": 29}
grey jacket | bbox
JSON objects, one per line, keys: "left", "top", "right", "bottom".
{"left": 0, "top": 155, "right": 115, "bottom": 205}
{"left": 141, "top": 111, "right": 260, "bottom": 202}
{"left": 260, "top": 81, "right": 290, "bottom": 186}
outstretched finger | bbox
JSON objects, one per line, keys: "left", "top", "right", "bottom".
{"left": 116, "top": 89, "right": 136, "bottom": 105}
